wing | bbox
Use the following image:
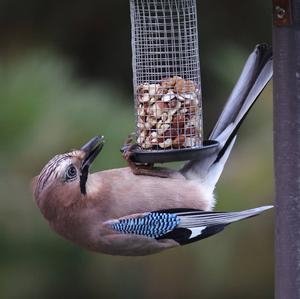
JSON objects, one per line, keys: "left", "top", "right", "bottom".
{"left": 104, "top": 205, "right": 273, "bottom": 245}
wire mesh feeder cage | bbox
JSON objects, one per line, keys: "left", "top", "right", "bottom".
{"left": 127, "top": 0, "right": 218, "bottom": 163}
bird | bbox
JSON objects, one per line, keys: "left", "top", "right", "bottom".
{"left": 32, "top": 44, "right": 273, "bottom": 256}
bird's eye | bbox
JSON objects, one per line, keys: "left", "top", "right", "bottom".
{"left": 65, "top": 165, "right": 77, "bottom": 181}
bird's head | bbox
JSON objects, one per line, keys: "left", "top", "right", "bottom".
{"left": 32, "top": 136, "right": 104, "bottom": 219}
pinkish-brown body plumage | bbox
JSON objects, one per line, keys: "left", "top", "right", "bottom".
{"left": 32, "top": 45, "right": 273, "bottom": 256}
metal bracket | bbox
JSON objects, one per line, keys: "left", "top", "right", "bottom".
{"left": 273, "top": 0, "right": 292, "bottom": 26}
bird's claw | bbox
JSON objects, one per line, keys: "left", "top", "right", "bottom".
{"left": 122, "top": 133, "right": 170, "bottom": 178}
{"left": 123, "top": 132, "right": 136, "bottom": 147}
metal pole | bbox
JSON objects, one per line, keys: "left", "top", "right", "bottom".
{"left": 273, "top": 0, "right": 300, "bottom": 298}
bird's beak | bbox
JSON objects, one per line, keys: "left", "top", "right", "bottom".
{"left": 80, "top": 136, "right": 105, "bottom": 171}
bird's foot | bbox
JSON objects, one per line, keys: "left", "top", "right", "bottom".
{"left": 122, "top": 133, "right": 139, "bottom": 165}
{"left": 122, "top": 133, "right": 170, "bottom": 178}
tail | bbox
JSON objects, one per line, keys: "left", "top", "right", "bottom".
{"left": 158, "top": 205, "right": 273, "bottom": 245}
{"left": 180, "top": 44, "right": 273, "bottom": 192}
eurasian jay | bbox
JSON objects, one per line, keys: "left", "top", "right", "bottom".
{"left": 32, "top": 44, "right": 273, "bottom": 256}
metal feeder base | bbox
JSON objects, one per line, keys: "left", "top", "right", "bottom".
{"left": 121, "top": 140, "right": 219, "bottom": 164}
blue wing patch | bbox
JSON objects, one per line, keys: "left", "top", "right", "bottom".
{"left": 111, "top": 212, "right": 180, "bottom": 238}
{"left": 108, "top": 206, "right": 270, "bottom": 244}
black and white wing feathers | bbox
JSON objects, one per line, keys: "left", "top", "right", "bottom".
{"left": 106, "top": 206, "right": 273, "bottom": 245}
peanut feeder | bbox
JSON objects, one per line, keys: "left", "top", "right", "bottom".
{"left": 127, "top": 0, "right": 218, "bottom": 163}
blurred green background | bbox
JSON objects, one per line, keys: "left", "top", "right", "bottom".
{"left": 0, "top": 1, "right": 274, "bottom": 298}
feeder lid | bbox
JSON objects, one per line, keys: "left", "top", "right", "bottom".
{"left": 121, "top": 140, "right": 219, "bottom": 164}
